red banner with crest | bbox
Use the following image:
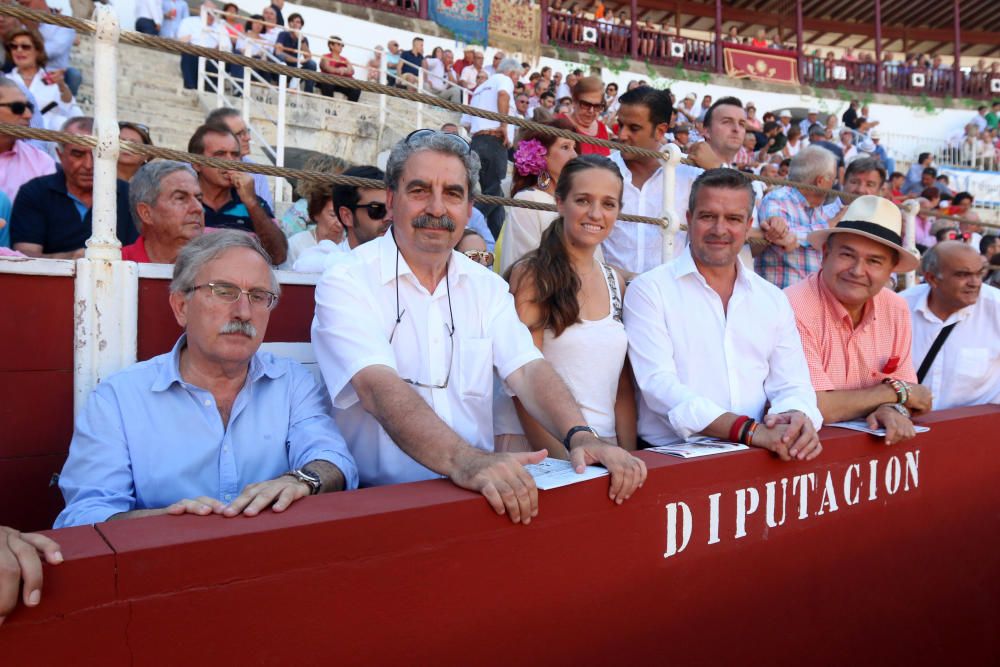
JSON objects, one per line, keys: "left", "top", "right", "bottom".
{"left": 724, "top": 45, "right": 799, "bottom": 85}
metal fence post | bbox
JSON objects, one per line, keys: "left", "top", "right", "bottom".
{"left": 660, "top": 143, "right": 683, "bottom": 262}
{"left": 74, "top": 5, "right": 138, "bottom": 415}
{"left": 275, "top": 73, "right": 288, "bottom": 204}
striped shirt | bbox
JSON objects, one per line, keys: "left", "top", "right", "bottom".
{"left": 754, "top": 186, "right": 838, "bottom": 289}
{"left": 784, "top": 272, "right": 917, "bottom": 391}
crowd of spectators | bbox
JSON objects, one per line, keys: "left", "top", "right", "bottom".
{"left": 3, "top": 0, "right": 1000, "bottom": 626}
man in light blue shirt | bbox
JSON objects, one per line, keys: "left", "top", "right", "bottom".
{"left": 56, "top": 231, "right": 358, "bottom": 528}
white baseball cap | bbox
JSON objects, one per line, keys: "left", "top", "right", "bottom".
{"left": 779, "top": 109, "right": 791, "bottom": 117}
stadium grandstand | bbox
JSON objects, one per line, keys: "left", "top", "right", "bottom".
{"left": 0, "top": 1, "right": 998, "bottom": 663}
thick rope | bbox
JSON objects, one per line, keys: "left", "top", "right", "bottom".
{"left": 0, "top": 2, "right": 928, "bottom": 198}
{"left": 0, "top": 122, "right": 676, "bottom": 227}
{"left": 1, "top": 5, "right": 994, "bottom": 231}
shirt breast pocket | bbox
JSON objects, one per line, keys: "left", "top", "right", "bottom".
{"left": 955, "top": 347, "right": 990, "bottom": 381}
{"left": 458, "top": 337, "right": 493, "bottom": 399}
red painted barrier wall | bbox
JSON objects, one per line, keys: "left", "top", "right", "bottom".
{"left": 1, "top": 407, "right": 997, "bottom": 665}
{"left": 0, "top": 273, "right": 75, "bottom": 531}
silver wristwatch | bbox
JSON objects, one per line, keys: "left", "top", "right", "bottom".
{"left": 284, "top": 468, "right": 322, "bottom": 495}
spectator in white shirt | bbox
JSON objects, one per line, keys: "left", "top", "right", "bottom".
{"left": 424, "top": 47, "right": 462, "bottom": 104}
{"left": 135, "top": 0, "right": 164, "bottom": 35}
{"left": 901, "top": 242, "right": 1000, "bottom": 410}
{"left": 468, "top": 57, "right": 520, "bottom": 237}
{"left": 15, "top": 0, "right": 82, "bottom": 96}
{"left": 601, "top": 86, "right": 673, "bottom": 276}
{"left": 311, "top": 130, "right": 647, "bottom": 524}
{"left": 3, "top": 28, "right": 81, "bottom": 132}
{"left": 624, "top": 168, "right": 823, "bottom": 458}
{"left": 177, "top": 4, "right": 240, "bottom": 91}
{"left": 458, "top": 50, "right": 483, "bottom": 90}
{"left": 161, "top": 0, "right": 190, "bottom": 39}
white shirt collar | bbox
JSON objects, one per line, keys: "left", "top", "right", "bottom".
{"left": 672, "top": 245, "right": 753, "bottom": 290}
{"left": 913, "top": 285, "right": 975, "bottom": 325}
{"left": 377, "top": 230, "right": 471, "bottom": 289}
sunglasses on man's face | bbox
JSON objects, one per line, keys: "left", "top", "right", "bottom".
{"left": 0, "top": 101, "right": 34, "bottom": 116}
{"left": 353, "top": 201, "right": 388, "bottom": 220}
{"left": 945, "top": 231, "right": 972, "bottom": 242}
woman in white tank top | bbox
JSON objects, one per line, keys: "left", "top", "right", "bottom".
{"left": 495, "top": 155, "right": 637, "bottom": 456}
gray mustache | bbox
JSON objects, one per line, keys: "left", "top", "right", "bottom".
{"left": 412, "top": 214, "right": 456, "bottom": 232}
{"left": 219, "top": 320, "right": 257, "bottom": 337}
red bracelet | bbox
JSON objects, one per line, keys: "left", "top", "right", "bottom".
{"left": 729, "top": 415, "right": 750, "bottom": 443}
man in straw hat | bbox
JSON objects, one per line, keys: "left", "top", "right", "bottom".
{"left": 784, "top": 195, "right": 932, "bottom": 445}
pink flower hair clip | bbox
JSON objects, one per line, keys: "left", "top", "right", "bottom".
{"left": 514, "top": 138, "right": 548, "bottom": 176}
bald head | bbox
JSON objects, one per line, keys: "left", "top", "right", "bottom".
{"left": 922, "top": 241, "right": 987, "bottom": 317}
{"left": 929, "top": 241, "right": 982, "bottom": 272}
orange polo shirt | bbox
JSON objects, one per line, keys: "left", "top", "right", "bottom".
{"left": 784, "top": 272, "right": 917, "bottom": 391}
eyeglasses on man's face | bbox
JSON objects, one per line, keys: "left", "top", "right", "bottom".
{"left": 388, "top": 248, "right": 456, "bottom": 390}
{"left": 188, "top": 282, "right": 279, "bottom": 310}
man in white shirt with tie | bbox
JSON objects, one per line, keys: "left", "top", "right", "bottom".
{"left": 625, "top": 168, "right": 822, "bottom": 459}
{"left": 312, "top": 130, "right": 646, "bottom": 525}
{"left": 900, "top": 241, "right": 1000, "bottom": 409}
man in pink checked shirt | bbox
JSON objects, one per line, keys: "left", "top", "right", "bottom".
{"left": 0, "top": 79, "right": 55, "bottom": 204}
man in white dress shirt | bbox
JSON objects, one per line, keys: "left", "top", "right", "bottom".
{"left": 312, "top": 130, "right": 646, "bottom": 524}
{"left": 901, "top": 242, "right": 1000, "bottom": 409}
{"left": 468, "top": 57, "right": 521, "bottom": 237}
{"left": 601, "top": 86, "right": 673, "bottom": 275}
{"left": 625, "top": 169, "right": 823, "bottom": 459}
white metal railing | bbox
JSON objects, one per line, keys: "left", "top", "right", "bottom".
{"left": 210, "top": 8, "right": 470, "bottom": 104}
{"left": 195, "top": 7, "right": 461, "bottom": 202}
{"left": 879, "top": 130, "right": 1000, "bottom": 173}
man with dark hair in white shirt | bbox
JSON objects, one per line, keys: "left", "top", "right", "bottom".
{"left": 901, "top": 241, "right": 1000, "bottom": 409}
{"left": 625, "top": 168, "right": 823, "bottom": 459}
{"left": 312, "top": 130, "right": 646, "bottom": 524}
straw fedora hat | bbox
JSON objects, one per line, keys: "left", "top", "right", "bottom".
{"left": 807, "top": 195, "right": 920, "bottom": 272}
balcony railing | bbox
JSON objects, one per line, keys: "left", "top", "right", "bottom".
{"left": 349, "top": 0, "right": 420, "bottom": 18}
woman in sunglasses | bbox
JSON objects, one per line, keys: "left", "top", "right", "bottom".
{"left": 496, "top": 155, "right": 636, "bottom": 455}
{"left": 3, "top": 29, "right": 81, "bottom": 131}
{"left": 561, "top": 76, "right": 612, "bottom": 156}
{"left": 116, "top": 122, "right": 154, "bottom": 182}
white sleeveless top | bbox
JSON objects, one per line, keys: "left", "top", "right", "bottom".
{"left": 494, "top": 263, "right": 628, "bottom": 438}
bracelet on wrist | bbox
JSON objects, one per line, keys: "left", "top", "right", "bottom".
{"left": 882, "top": 378, "right": 908, "bottom": 405}
{"left": 746, "top": 421, "right": 760, "bottom": 446}
{"left": 885, "top": 403, "right": 911, "bottom": 418}
{"left": 738, "top": 418, "right": 756, "bottom": 446}
{"left": 728, "top": 415, "right": 750, "bottom": 443}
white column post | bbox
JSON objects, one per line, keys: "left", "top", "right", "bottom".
{"left": 242, "top": 66, "right": 252, "bottom": 121}
{"left": 197, "top": 56, "right": 206, "bottom": 93}
{"left": 216, "top": 58, "right": 226, "bottom": 106}
{"left": 659, "top": 143, "right": 683, "bottom": 262}
{"left": 416, "top": 68, "right": 424, "bottom": 128}
{"left": 74, "top": 6, "right": 138, "bottom": 416}
{"left": 378, "top": 55, "right": 388, "bottom": 144}
{"left": 275, "top": 73, "right": 288, "bottom": 204}
{"left": 899, "top": 198, "right": 919, "bottom": 289}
